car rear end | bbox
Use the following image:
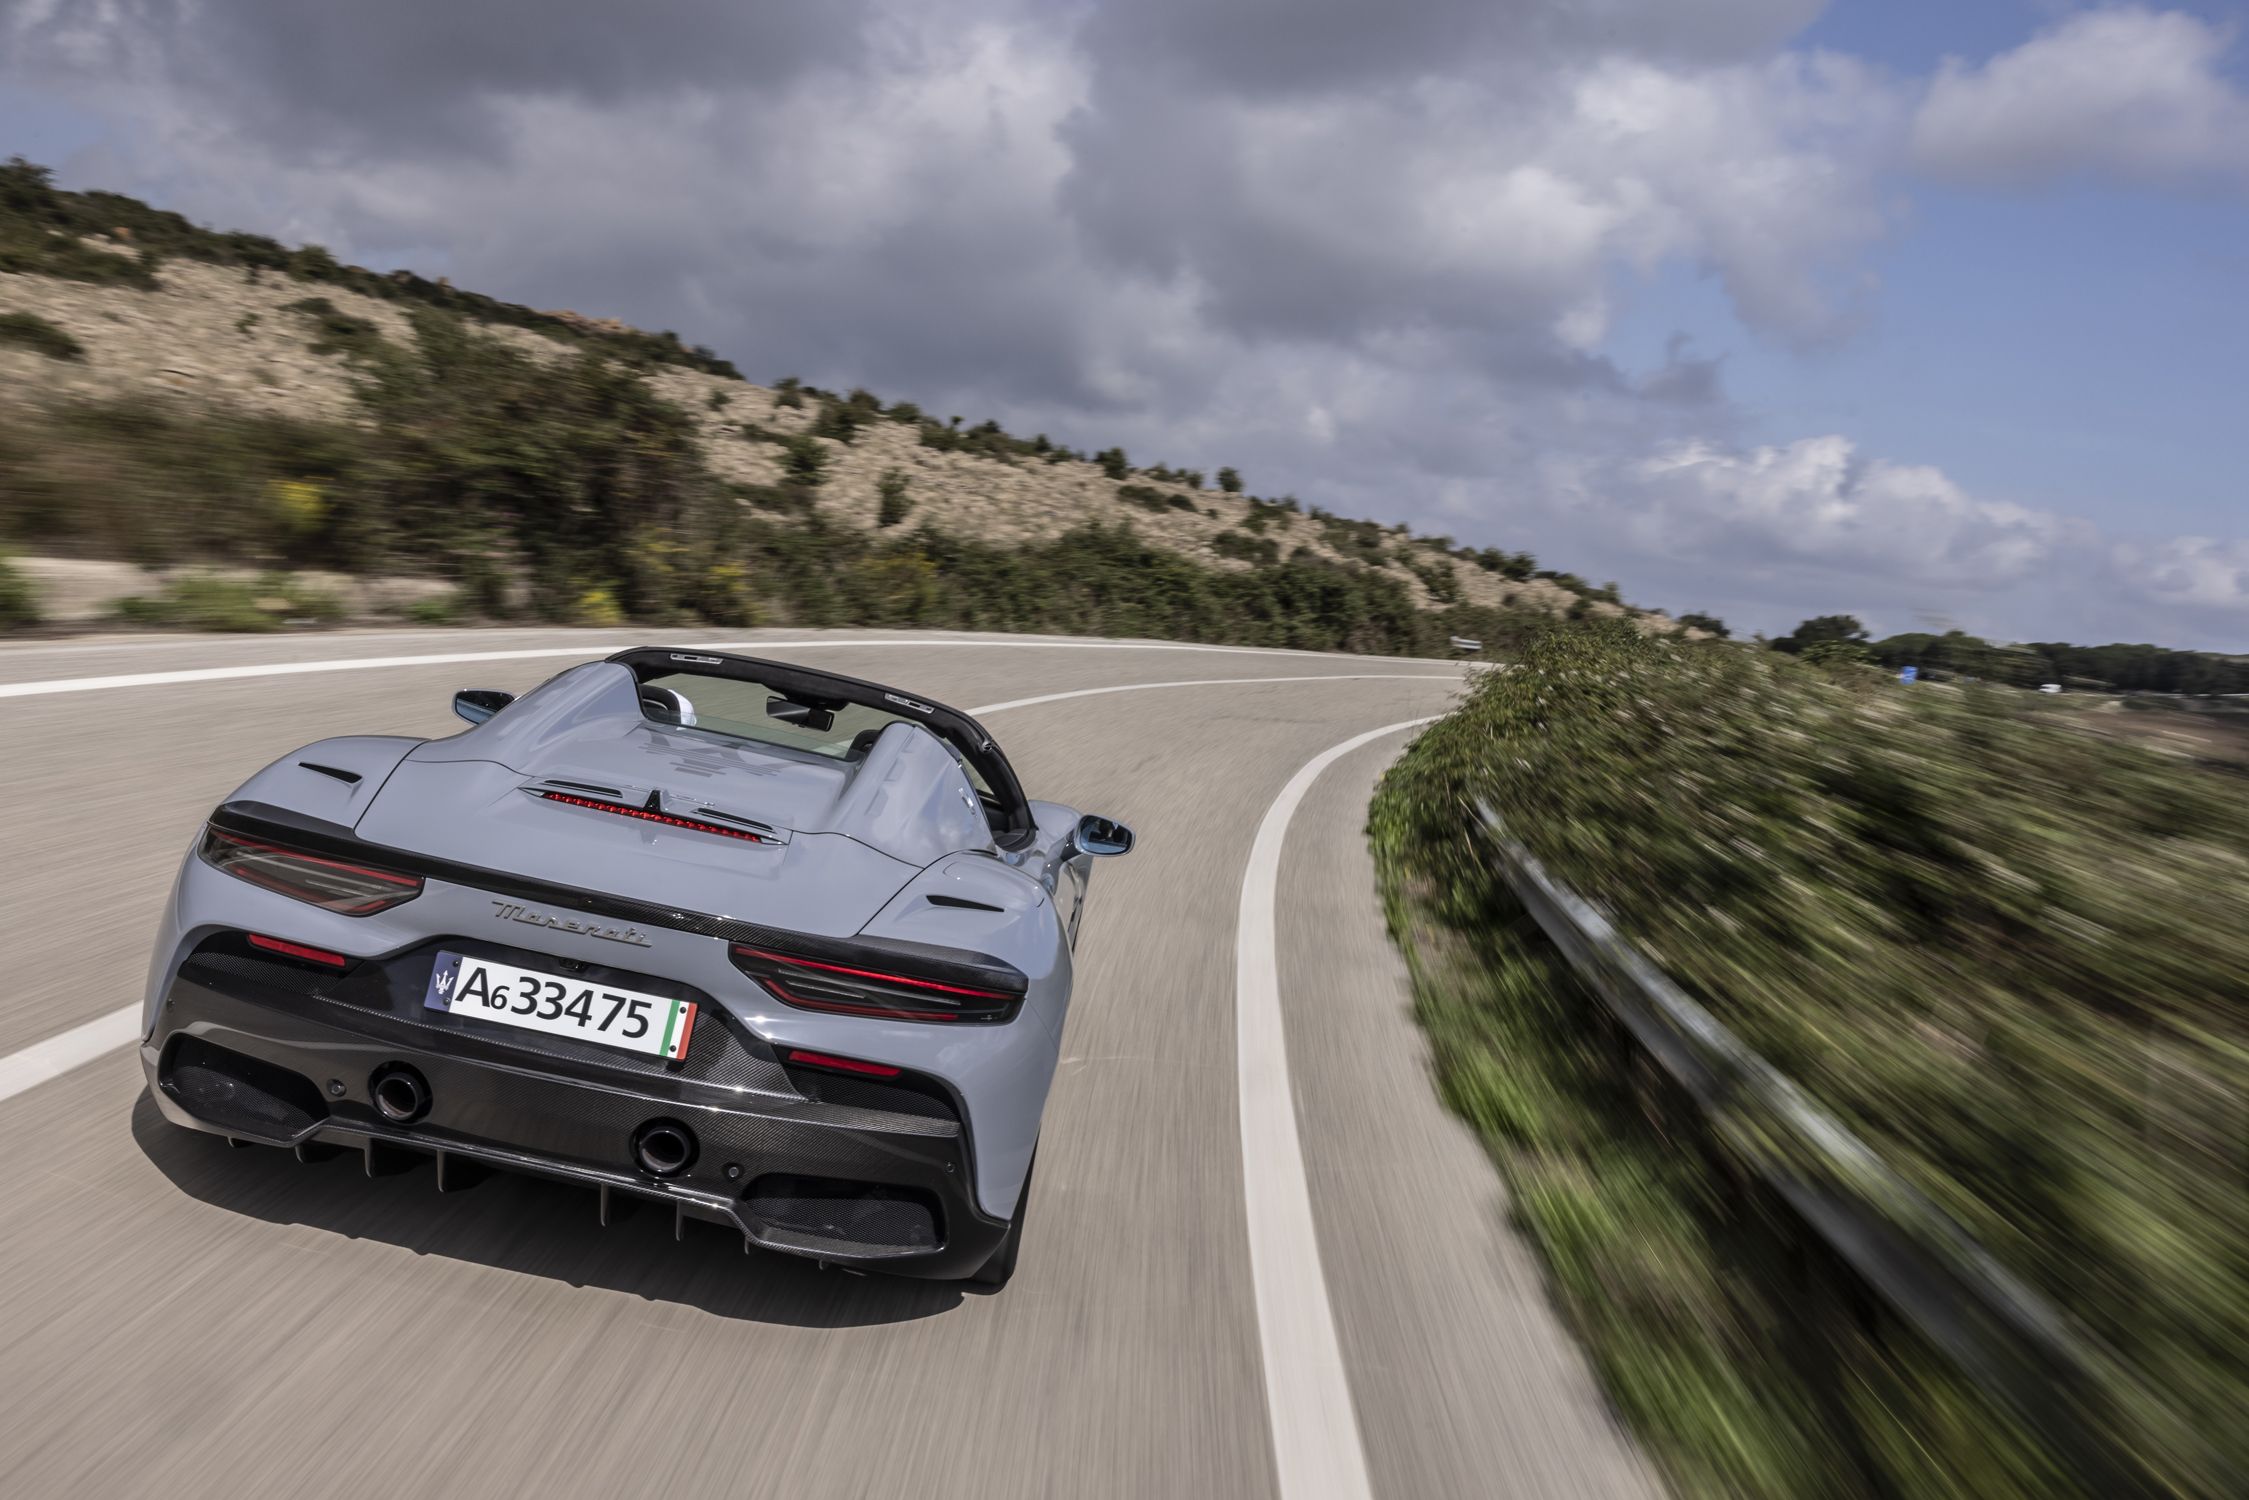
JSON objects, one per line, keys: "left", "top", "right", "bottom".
{"left": 142, "top": 801, "right": 1042, "bottom": 1279}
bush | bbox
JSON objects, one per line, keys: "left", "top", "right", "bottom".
{"left": 771, "top": 376, "right": 805, "bottom": 410}
{"left": 691, "top": 561, "right": 758, "bottom": 627}
{"left": 405, "top": 595, "right": 458, "bottom": 625}
{"left": 1211, "top": 529, "right": 1279, "bottom": 567}
{"left": 1217, "top": 466, "right": 1242, "bottom": 494}
{"left": 1372, "top": 619, "right": 2245, "bottom": 1500}
{"left": 1676, "top": 610, "right": 1729, "bottom": 638}
{"left": 0, "top": 551, "right": 38, "bottom": 629}
{"left": 0, "top": 310, "right": 83, "bottom": 360}
{"left": 876, "top": 469, "right": 913, "bottom": 528}
{"left": 1095, "top": 447, "right": 1130, "bottom": 480}
{"left": 781, "top": 435, "right": 831, "bottom": 488}
{"left": 109, "top": 572, "right": 342, "bottom": 631}
{"left": 283, "top": 296, "right": 394, "bottom": 370}
{"left": 573, "top": 586, "right": 625, "bottom": 627}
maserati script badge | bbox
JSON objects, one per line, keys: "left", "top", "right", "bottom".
{"left": 490, "top": 901, "right": 653, "bottom": 947}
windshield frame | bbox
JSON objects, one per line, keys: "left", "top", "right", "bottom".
{"left": 605, "top": 647, "right": 1035, "bottom": 849}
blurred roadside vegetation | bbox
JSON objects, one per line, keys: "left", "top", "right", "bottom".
{"left": 1371, "top": 619, "right": 2243, "bottom": 1500}
{"left": 110, "top": 573, "right": 346, "bottom": 632}
{"left": 0, "top": 305, "right": 1545, "bottom": 654}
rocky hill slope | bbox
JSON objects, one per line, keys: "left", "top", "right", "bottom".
{"left": 0, "top": 160, "right": 1670, "bottom": 643}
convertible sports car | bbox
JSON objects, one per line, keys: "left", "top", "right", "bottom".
{"left": 139, "top": 647, "right": 1133, "bottom": 1286}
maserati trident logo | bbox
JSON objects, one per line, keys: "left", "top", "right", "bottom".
{"left": 490, "top": 901, "right": 653, "bottom": 947}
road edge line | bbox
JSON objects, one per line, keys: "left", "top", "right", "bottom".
{"left": 1236, "top": 717, "right": 1437, "bottom": 1500}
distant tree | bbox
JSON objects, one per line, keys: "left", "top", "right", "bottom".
{"left": 1774, "top": 615, "right": 1868, "bottom": 655}
{"left": 1801, "top": 638, "right": 1872, "bottom": 667}
{"left": 1677, "top": 611, "right": 1730, "bottom": 639}
{"left": 1095, "top": 447, "right": 1130, "bottom": 480}
{"left": 1217, "top": 466, "right": 1243, "bottom": 494}
{"left": 772, "top": 376, "right": 805, "bottom": 410}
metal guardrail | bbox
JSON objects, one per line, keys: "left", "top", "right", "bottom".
{"left": 1473, "top": 800, "right": 2216, "bottom": 1499}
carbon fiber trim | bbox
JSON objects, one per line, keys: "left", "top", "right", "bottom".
{"left": 204, "top": 799, "right": 1029, "bottom": 997}
{"left": 147, "top": 967, "right": 1009, "bottom": 1277}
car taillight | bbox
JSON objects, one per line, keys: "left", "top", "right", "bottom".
{"left": 198, "top": 826, "right": 424, "bottom": 916}
{"left": 246, "top": 933, "right": 350, "bottom": 968}
{"left": 730, "top": 946, "right": 1019, "bottom": 1024}
{"left": 784, "top": 1048, "right": 902, "bottom": 1078}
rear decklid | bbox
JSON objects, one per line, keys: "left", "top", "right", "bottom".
{"left": 351, "top": 662, "right": 927, "bottom": 937}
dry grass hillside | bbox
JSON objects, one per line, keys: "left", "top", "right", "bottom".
{"left": 0, "top": 160, "right": 1677, "bottom": 644}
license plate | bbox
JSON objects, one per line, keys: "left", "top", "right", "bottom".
{"left": 423, "top": 951, "right": 697, "bottom": 1061}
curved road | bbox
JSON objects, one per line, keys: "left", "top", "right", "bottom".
{"left": 0, "top": 628, "right": 1658, "bottom": 1500}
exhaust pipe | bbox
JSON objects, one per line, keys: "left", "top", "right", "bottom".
{"left": 369, "top": 1064, "right": 432, "bottom": 1124}
{"left": 631, "top": 1119, "right": 697, "bottom": 1178}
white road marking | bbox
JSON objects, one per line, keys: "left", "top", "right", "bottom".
{"left": 0, "top": 634, "right": 1460, "bottom": 699}
{"left": 970, "top": 673, "right": 1453, "bottom": 716}
{"left": 0, "top": 675, "right": 1451, "bottom": 1113}
{"left": 1237, "top": 717, "right": 1438, "bottom": 1500}
{"left": 0, "top": 1006, "right": 141, "bottom": 1105}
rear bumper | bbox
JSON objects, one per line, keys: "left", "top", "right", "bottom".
{"left": 143, "top": 947, "right": 1010, "bottom": 1279}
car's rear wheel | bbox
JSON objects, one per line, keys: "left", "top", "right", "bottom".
{"left": 969, "top": 1150, "right": 1036, "bottom": 1287}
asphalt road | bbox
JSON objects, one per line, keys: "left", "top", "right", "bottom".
{"left": 0, "top": 628, "right": 1659, "bottom": 1500}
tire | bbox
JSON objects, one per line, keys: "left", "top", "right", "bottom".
{"left": 968, "top": 1150, "right": 1035, "bottom": 1287}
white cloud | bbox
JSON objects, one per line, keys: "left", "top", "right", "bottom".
{"left": 1912, "top": 7, "right": 2249, "bottom": 188}
{"left": 2114, "top": 535, "right": 2249, "bottom": 611}
{"left": 1619, "top": 435, "right": 2084, "bottom": 587}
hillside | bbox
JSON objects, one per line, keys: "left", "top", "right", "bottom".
{"left": 0, "top": 159, "right": 1670, "bottom": 645}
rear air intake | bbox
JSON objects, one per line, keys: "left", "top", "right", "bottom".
{"left": 745, "top": 1174, "right": 941, "bottom": 1252}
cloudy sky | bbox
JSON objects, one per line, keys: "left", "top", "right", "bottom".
{"left": 4, "top": 0, "right": 2245, "bottom": 647}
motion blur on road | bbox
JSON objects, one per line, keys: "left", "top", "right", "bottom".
{"left": 0, "top": 628, "right": 1660, "bottom": 1500}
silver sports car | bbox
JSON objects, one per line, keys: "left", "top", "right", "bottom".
{"left": 139, "top": 648, "right": 1134, "bottom": 1286}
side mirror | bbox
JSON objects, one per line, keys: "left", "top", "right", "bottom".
{"left": 1071, "top": 813, "right": 1134, "bottom": 858}
{"left": 453, "top": 688, "right": 515, "bottom": 726}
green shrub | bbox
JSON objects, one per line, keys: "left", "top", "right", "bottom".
{"left": 573, "top": 586, "right": 625, "bottom": 626}
{"left": 781, "top": 434, "right": 831, "bottom": 487}
{"left": 1217, "top": 466, "right": 1242, "bottom": 494}
{"left": 0, "top": 551, "right": 38, "bottom": 629}
{"left": 772, "top": 376, "right": 805, "bottom": 410}
{"left": 811, "top": 389, "right": 882, "bottom": 444}
{"left": 283, "top": 296, "right": 390, "bottom": 366}
{"left": 692, "top": 561, "right": 759, "bottom": 627}
{"left": 0, "top": 310, "right": 83, "bottom": 360}
{"left": 876, "top": 469, "right": 913, "bottom": 527}
{"left": 1095, "top": 447, "right": 1130, "bottom": 480}
{"left": 109, "top": 572, "right": 340, "bottom": 631}
{"left": 405, "top": 595, "right": 459, "bottom": 625}
{"left": 1211, "top": 529, "right": 1279, "bottom": 567}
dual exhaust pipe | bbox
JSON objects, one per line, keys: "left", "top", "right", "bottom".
{"left": 368, "top": 1063, "right": 697, "bottom": 1178}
